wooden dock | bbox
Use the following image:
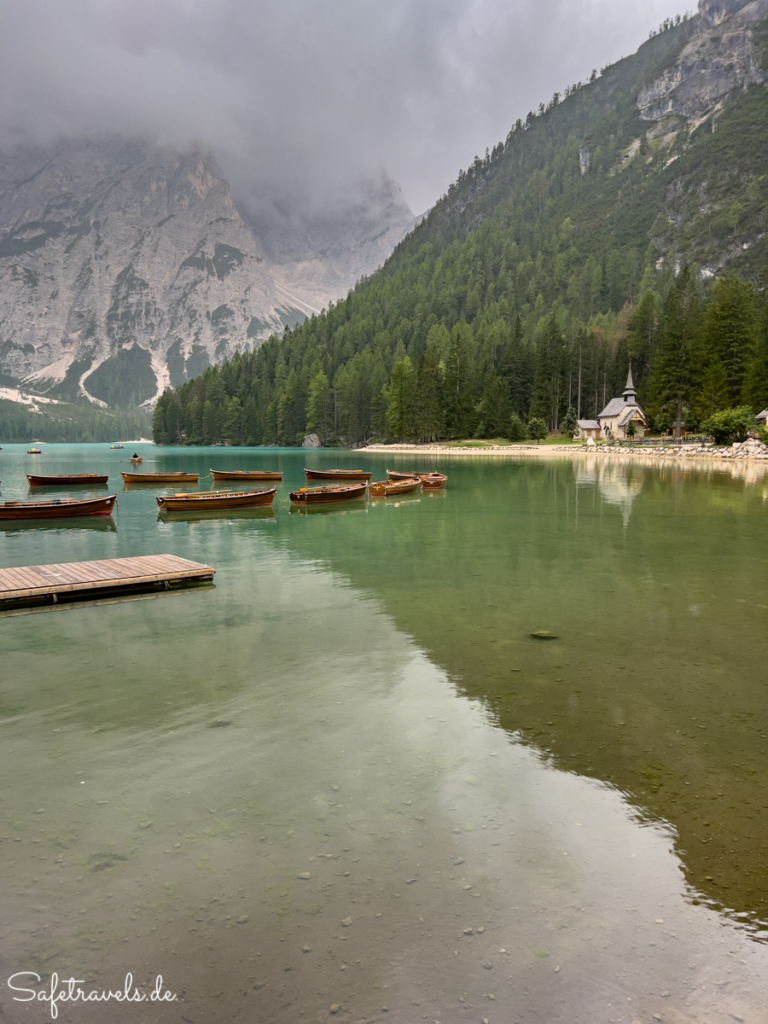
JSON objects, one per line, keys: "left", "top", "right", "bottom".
{"left": 0, "top": 554, "right": 215, "bottom": 610}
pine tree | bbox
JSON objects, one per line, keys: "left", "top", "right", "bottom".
{"left": 743, "top": 302, "right": 768, "bottom": 412}
{"left": 306, "top": 369, "right": 334, "bottom": 439}
{"left": 701, "top": 278, "right": 758, "bottom": 406}
{"left": 387, "top": 357, "right": 417, "bottom": 440}
{"left": 416, "top": 349, "right": 444, "bottom": 440}
{"left": 648, "top": 266, "right": 702, "bottom": 436}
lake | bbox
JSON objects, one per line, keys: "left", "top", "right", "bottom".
{"left": 1, "top": 443, "right": 767, "bottom": 1023}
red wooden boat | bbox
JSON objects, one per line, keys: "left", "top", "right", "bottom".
{"left": 386, "top": 469, "right": 447, "bottom": 488}
{"left": 369, "top": 478, "right": 421, "bottom": 497}
{"left": 121, "top": 471, "right": 199, "bottom": 483}
{"left": 0, "top": 494, "right": 116, "bottom": 519}
{"left": 210, "top": 468, "right": 283, "bottom": 481}
{"left": 290, "top": 483, "right": 368, "bottom": 505}
{"left": 304, "top": 468, "right": 372, "bottom": 481}
{"left": 156, "top": 488, "right": 276, "bottom": 511}
{"left": 27, "top": 473, "right": 109, "bottom": 486}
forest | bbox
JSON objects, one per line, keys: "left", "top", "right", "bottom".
{"left": 0, "top": 400, "right": 151, "bottom": 443}
{"left": 153, "top": 14, "right": 768, "bottom": 447}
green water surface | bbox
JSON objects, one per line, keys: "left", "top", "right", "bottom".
{"left": 1, "top": 443, "right": 767, "bottom": 1024}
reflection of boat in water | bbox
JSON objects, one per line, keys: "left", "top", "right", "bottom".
{"left": 304, "top": 468, "right": 372, "bottom": 482}
{"left": 0, "top": 515, "right": 117, "bottom": 534}
{"left": 121, "top": 471, "right": 199, "bottom": 483}
{"left": 159, "top": 505, "right": 276, "bottom": 523}
{"left": 369, "top": 478, "right": 421, "bottom": 497}
{"left": 289, "top": 499, "right": 368, "bottom": 516}
{"left": 211, "top": 468, "right": 283, "bottom": 481}
{"left": 0, "top": 494, "right": 116, "bottom": 519}
{"left": 27, "top": 473, "right": 109, "bottom": 486}
{"left": 290, "top": 483, "right": 368, "bottom": 505}
{"left": 156, "top": 488, "right": 276, "bottom": 511}
{"left": 370, "top": 495, "right": 422, "bottom": 508}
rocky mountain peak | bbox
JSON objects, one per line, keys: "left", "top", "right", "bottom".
{"left": 0, "top": 137, "right": 414, "bottom": 406}
{"left": 698, "top": 0, "right": 751, "bottom": 30}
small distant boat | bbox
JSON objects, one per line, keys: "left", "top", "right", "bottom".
{"left": 27, "top": 473, "right": 109, "bottom": 486}
{"left": 386, "top": 469, "right": 447, "bottom": 488}
{"left": 121, "top": 471, "right": 199, "bottom": 483}
{"left": 210, "top": 468, "right": 283, "bottom": 481}
{"left": 0, "top": 494, "right": 116, "bottom": 519}
{"left": 110, "top": 444, "right": 124, "bottom": 450}
{"left": 290, "top": 483, "right": 368, "bottom": 505}
{"left": 369, "top": 478, "right": 421, "bottom": 497}
{"left": 130, "top": 457, "right": 143, "bottom": 465}
{"left": 304, "top": 468, "right": 372, "bottom": 481}
{"left": 27, "top": 447, "right": 42, "bottom": 455}
{"left": 156, "top": 488, "right": 276, "bottom": 511}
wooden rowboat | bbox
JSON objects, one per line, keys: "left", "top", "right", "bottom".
{"left": 121, "top": 471, "right": 199, "bottom": 483}
{"left": 27, "top": 448, "right": 42, "bottom": 454}
{"left": 369, "top": 478, "right": 421, "bottom": 497}
{"left": 130, "top": 457, "right": 143, "bottom": 464}
{"left": 27, "top": 473, "right": 109, "bottom": 486}
{"left": 290, "top": 483, "right": 368, "bottom": 505}
{"left": 0, "top": 494, "right": 116, "bottom": 520}
{"left": 420, "top": 473, "right": 447, "bottom": 488}
{"left": 156, "top": 488, "right": 276, "bottom": 511}
{"left": 304, "top": 468, "right": 372, "bottom": 481}
{"left": 210, "top": 468, "right": 283, "bottom": 481}
{"left": 386, "top": 469, "right": 448, "bottom": 488}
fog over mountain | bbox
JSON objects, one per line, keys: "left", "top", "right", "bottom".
{"left": 0, "top": 0, "right": 690, "bottom": 409}
{"left": 2, "top": 0, "right": 686, "bottom": 213}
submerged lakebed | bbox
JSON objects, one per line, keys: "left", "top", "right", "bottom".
{"left": 1, "top": 444, "right": 767, "bottom": 1023}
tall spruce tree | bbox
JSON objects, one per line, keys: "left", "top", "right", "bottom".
{"left": 648, "top": 266, "right": 702, "bottom": 435}
{"left": 701, "top": 278, "right": 759, "bottom": 407}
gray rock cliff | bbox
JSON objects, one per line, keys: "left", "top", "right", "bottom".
{"left": 0, "top": 138, "right": 414, "bottom": 406}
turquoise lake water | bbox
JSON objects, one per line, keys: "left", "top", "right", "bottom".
{"left": 1, "top": 443, "right": 767, "bottom": 1023}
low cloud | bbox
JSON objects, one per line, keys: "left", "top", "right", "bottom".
{"left": 0, "top": 0, "right": 683, "bottom": 212}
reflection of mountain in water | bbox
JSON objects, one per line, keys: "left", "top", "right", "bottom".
{"left": 271, "top": 457, "right": 768, "bottom": 936}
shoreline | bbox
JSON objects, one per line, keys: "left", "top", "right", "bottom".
{"left": 361, "top": 439, "right": 768, "bottom": 471}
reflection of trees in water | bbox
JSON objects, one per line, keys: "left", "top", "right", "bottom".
{"left": 273, "top": 459, "right": 768, "bottom": 936}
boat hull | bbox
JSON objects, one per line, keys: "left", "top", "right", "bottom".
{"left": 156, "top": 488, "right": 276, "bottom": 511}
{"left": 290, "top": 483, "right": 368, "bottom": 505}
{"left": 304, "top": 468, "right": 372, "bottom": 481}
{"left": 121, "top": 472, "right": 199, "bottom": 483}
{"left": 0, "top": 494, "right": 117, "bottom": 519}
{"left": 27, "top": 474, "right": 109, "bottom": 486}
{"left": 369, "top": 478, "right": 421, "bottom": 497}
{"left": 386, "top": 469, "right": 447, "bottom": 488}
{"left": 210, "top": 469, "right": 283, "bottom": 481}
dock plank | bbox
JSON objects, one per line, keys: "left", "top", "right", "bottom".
{"left": 0, "top": 554, "right": 215, "bottom": 609}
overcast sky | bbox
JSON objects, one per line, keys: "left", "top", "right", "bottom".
{"left": 0, "top": 0, "right": 687, "bottom": 213}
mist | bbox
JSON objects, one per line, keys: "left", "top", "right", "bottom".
{"left": 1, "top": 0, "right": 686, "bottom": 213}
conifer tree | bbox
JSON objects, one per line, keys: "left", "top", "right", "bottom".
{"left": 387, "top": 356, "right": 417, "bottom": 440}
{"left": 701, "top": 278, "right": 758, "bottom": 406}
{"left": 648, "top": 266, "right": 702, "bottom": 436}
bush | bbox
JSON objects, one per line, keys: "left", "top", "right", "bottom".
{"left": 701, "top": 406, "right": 756, "bottom": 444}
{"left": 508, "top": 412, "right": 528, "bottom": 442}
{"left": 528, "top": 417, "right": 548, "bottom": 443}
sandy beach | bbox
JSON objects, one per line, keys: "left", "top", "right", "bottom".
{"left": 362, "top": 438, "right": 768, "bottom": 476}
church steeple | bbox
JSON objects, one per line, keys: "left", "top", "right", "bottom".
{"left": 623, "top": 365, "right": 636, "bottom": 404}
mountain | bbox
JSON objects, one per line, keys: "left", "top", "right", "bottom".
{"left": 238, "top": 174, "right": 417, "bottom": 316}
{"left": 154, "top": 0, "right": 768, "bottom": 446}
{"left": 0, "top": 138, "right": 414, "bottom": 409}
